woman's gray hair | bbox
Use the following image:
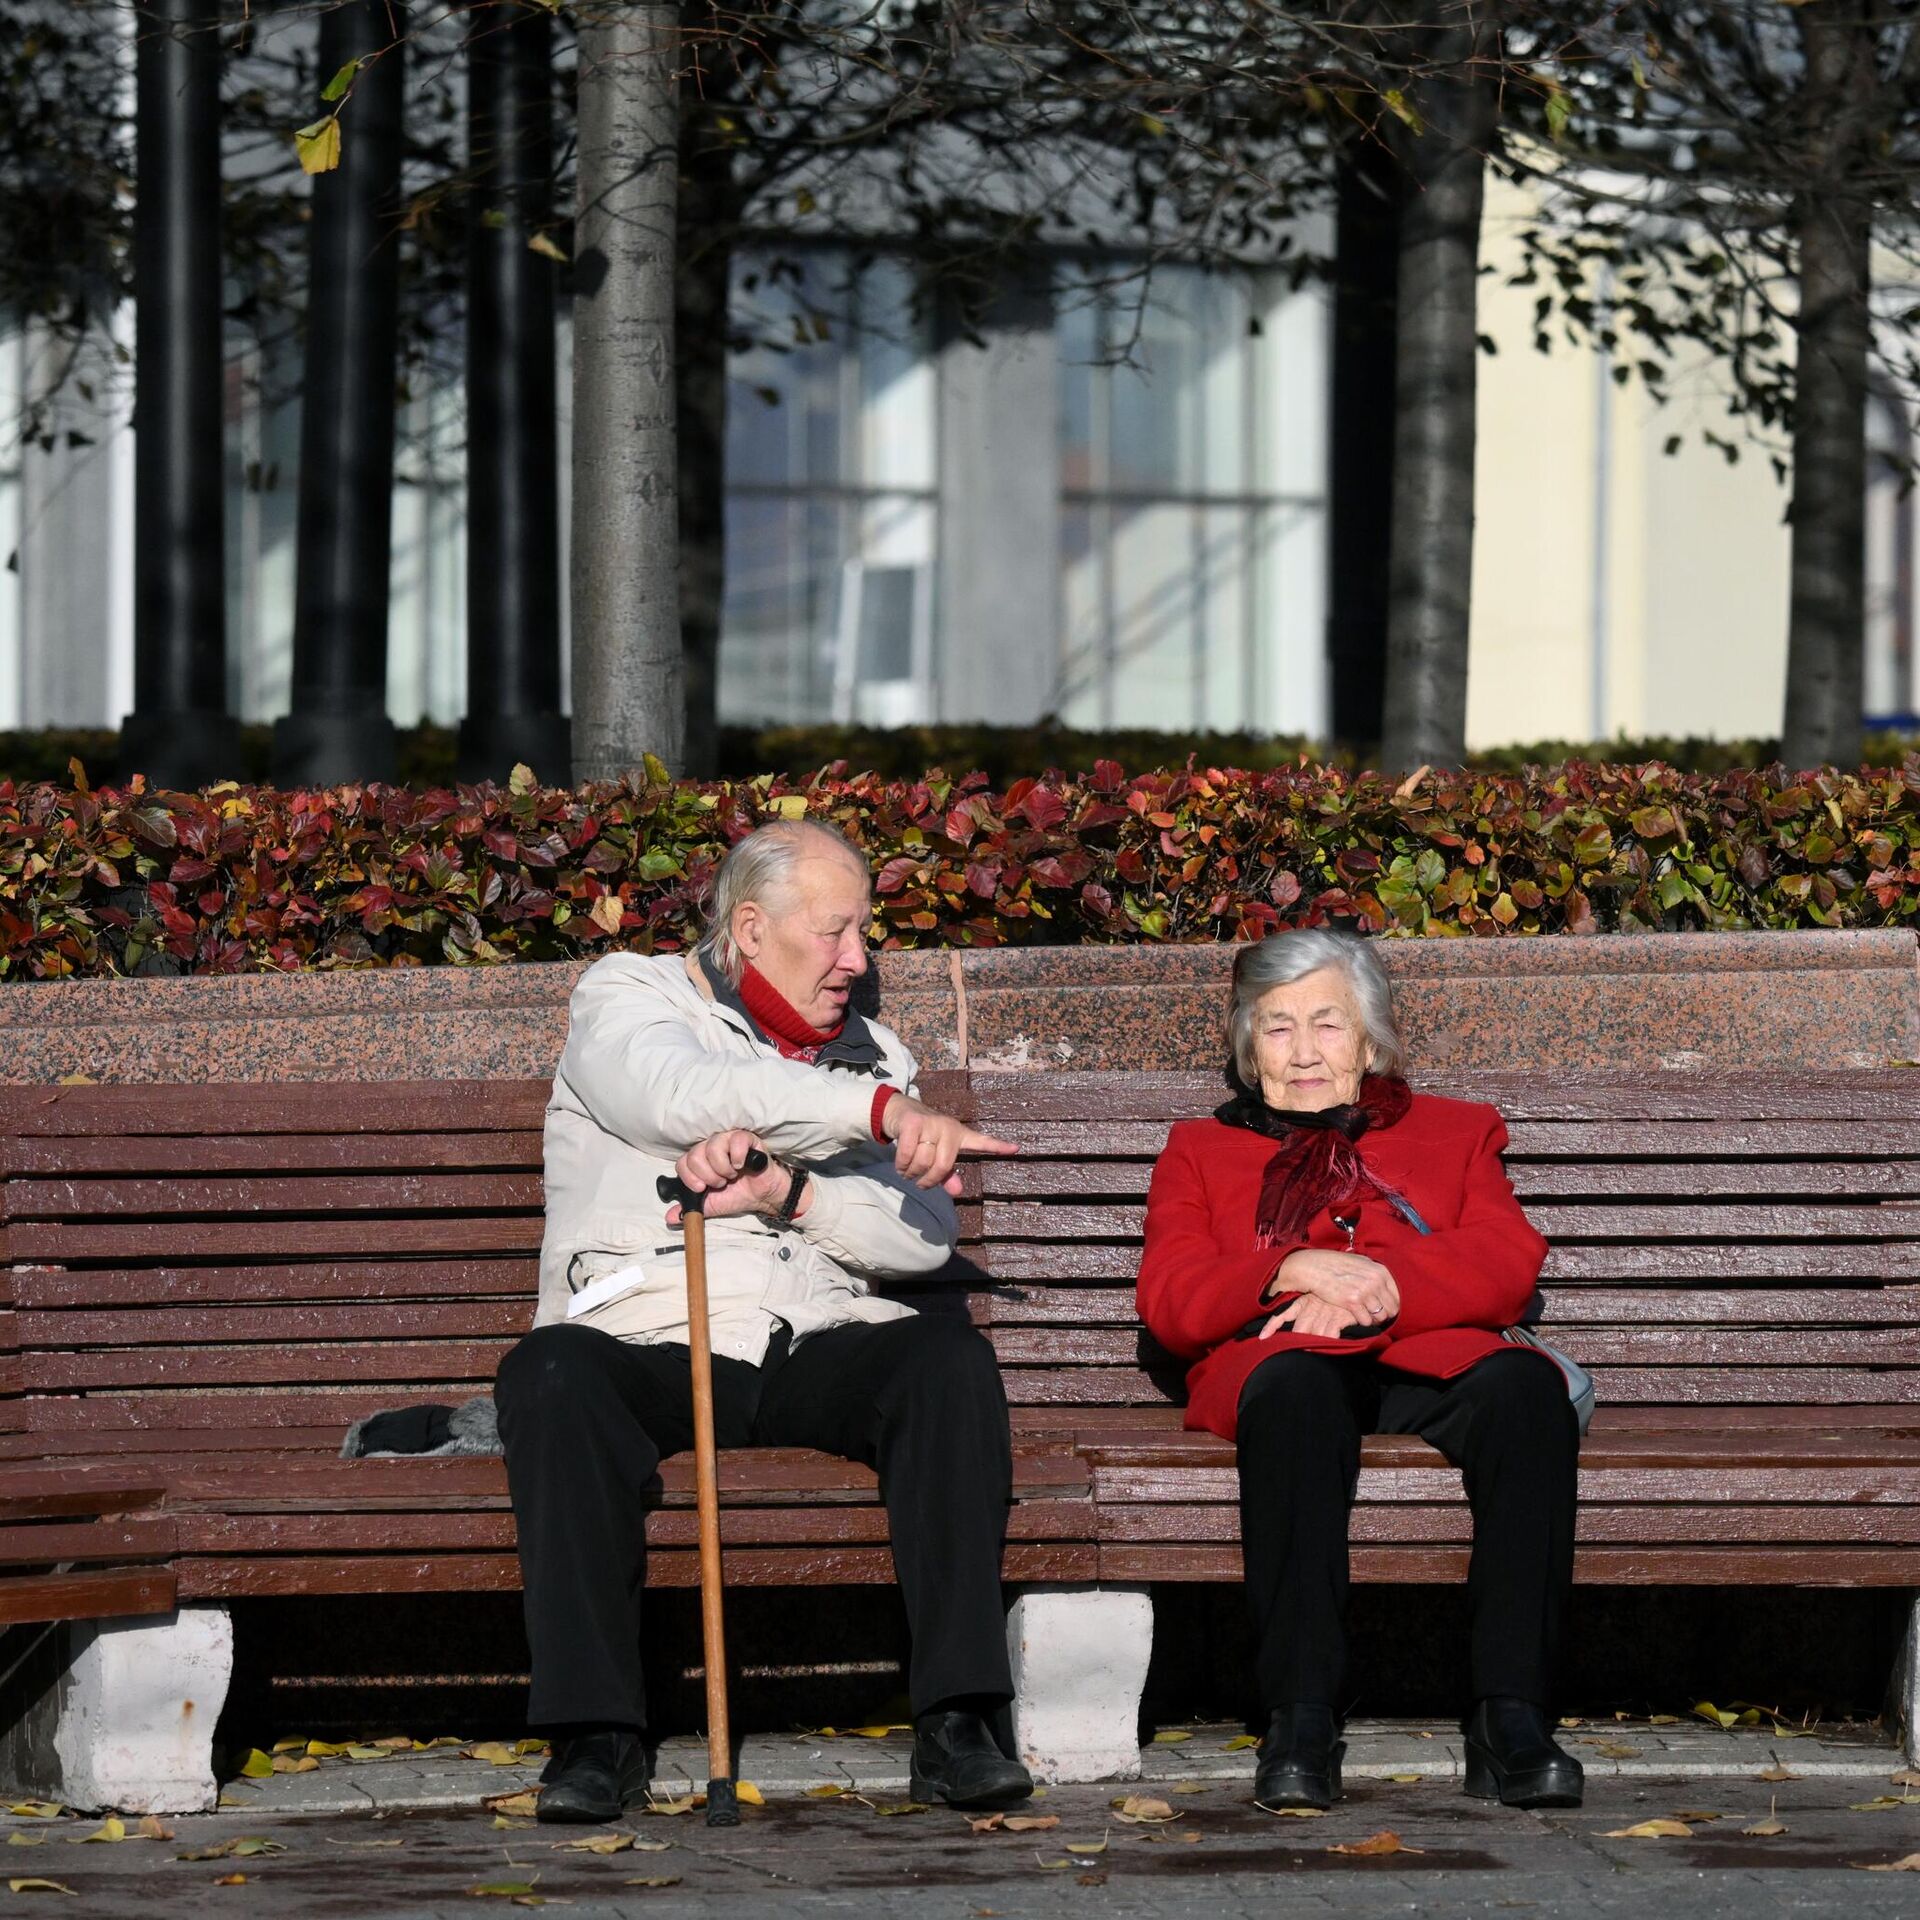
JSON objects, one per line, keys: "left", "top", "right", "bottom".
{"left": 695, "top": 820, "right": 870, "bottom": 983}
{"left": 1227, "top": 929, "right": 1405, "bottom": 1085}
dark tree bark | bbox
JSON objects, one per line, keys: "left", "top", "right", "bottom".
{"left": 675, "top": 57, "right": 745, "bottom": 782}
{"left": 570, "top": 2, "right": 683, "bottom": 782}
{"left": 274, "top": 1, "right": 408, "bottom": 787}
{"left": 461, "top": 1, "right": 569, "bottom": 786}
{"left": 1781, "top": 4, "right": 1878, "bottom": 771}
{"left": 122, "top": 0, "right": 240, "bottom": 788}
{"left": 1378, "top": 9, "right": 1497, "bottom": 776}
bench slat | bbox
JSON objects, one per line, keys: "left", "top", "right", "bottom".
{"left": 0, "top": 1566, "right": 177, "bottom": 1625}
{"left": 1099, "top": 1544, "right": 1920, "bottom": 1584}
{"left": 5, "top": 1134, "right": 546, "bottom": 1178}
{"left": 6, "top": 1173, "right": 545, "bottom": 1220}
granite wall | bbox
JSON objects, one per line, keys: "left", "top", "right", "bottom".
{"left": 0, "top": 929, "right": 1912, "bottom": 1084}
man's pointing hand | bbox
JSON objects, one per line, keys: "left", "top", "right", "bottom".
{"left": 881, "top": 1093, "right": 1019, "bottom": 1192}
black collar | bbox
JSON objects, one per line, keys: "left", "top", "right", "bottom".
{"left": 697, "top": 953, "right": 887, "bottom": 1076}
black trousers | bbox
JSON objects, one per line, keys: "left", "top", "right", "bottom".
{"left": 1236, "top": 1347, "right": 1578, "bottom": 1713}
{"left": 494, "top": 1314, "right": 1017, "bottom": 1731}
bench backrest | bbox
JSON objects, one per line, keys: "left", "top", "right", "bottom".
{"left": 3, "top": 1069, "right": 1918, "bottom": 1453}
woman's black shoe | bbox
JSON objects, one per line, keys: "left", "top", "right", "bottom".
{"left": 909, "top": 1710, "right": 1034, "bottom": 1810}
{"left": 1253, "top": 1703, "right": 1344, "bottom": 1810}
{"left": 536, "top": 1728, "right": 653, "bottom": 1823}
{"left": 1462, "top": 1697, "right": 1584, "bottom": 1808}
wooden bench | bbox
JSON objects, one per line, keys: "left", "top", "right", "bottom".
{"left": 3, "top": 1066, "right": 1919, "bottom": 1804}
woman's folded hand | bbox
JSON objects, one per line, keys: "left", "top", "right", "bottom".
{"left": 1272, "top": 1248, "right": 1401, "bottom": 1327}
{"left": 1260, "top": 1294, "right": 1353, "bottom": 1340}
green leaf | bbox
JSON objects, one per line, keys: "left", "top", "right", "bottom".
{"left": 320, "top": 57, "right": 359, "bottom": 103}
{"left": 1544, "top": 86, "right": 1570, "bottom": 143}
{"left": 1382, "top": 88, "right": 1425, "bottom": 135}
{"left": 508, "top": 763, "right": 537, "bottom": 797}
{"left": 294, "top": 117, "right": 341, "bottom": 175}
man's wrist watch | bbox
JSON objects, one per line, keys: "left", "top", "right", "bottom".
{"left": 772, "top": 1162, "right": 809, "bottom": 1226}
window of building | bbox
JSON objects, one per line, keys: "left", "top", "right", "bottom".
{"left": 1866, "top": 382, "right": 1916, "bottom": 726}
{"left": 721, "top": 252, "right": 936, "bottom": 727}
{"left": 1057, "top": 264, "right": 1328, "bottom": 736}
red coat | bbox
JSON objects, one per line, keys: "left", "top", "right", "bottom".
{"left": 1135, "top": 1094, "right": 1549, "bottom": 1441}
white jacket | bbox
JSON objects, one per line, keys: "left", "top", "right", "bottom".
{"left": 536, "top": 951, "right": 953, "bottom": 1363}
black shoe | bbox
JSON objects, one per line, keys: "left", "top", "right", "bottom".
{"left": 1462, "top": 1697, "right": 1584, "bottom": 1808}
{"left": 909, "top": 1710, "right": 1034, "bottom": 1811}
{"left": 1254, "top": 1704, "right": 1344, "bottom": 1811}
{"left": 536, "top": 1728, "right": 652, "bottom": 1823}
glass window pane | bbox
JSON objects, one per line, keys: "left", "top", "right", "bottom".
{"left": 1108, "top": 502, "right": 1197, "bottom": 728}
{"left": 1197, "top": 505, "right": 1251, "bottom": 732}
{"left": 1057, "top": 501, "right": 1103, "bottom": 727}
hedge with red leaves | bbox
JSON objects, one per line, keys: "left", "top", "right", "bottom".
{"left": 5, "top": 756, "right": 1920, "bottom": 979}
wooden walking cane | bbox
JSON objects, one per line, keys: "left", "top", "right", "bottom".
{"left": 655, "top": 1149, "right": 768, "bottom": 1829}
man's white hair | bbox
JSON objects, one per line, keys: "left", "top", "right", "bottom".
{"left": 695, "top": 819, "right": 871, "bottom": 984}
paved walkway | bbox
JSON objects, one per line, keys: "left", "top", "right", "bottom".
{"left": 5, "top": 1720, "right": 1916, "bottom": 1917}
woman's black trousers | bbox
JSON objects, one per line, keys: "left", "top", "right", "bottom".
{"left": 1235, "top": 1346, "right": 1578, "bottom": 1711}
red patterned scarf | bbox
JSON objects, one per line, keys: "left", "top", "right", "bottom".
{"left": 1214, "top": 1074, "right": 1414, "bottom": 1248}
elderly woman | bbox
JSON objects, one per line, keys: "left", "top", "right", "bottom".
{"left": 1136, "top": 929, "right": 1581, "bottom": 1812}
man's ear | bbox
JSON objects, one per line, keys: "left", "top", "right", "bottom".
{"left": 733, "top": 902, "right": 764, "bottom": 962}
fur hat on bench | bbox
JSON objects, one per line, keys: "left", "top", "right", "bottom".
{"left": 341, "top": 1395, "right": 501, "bottom": 1459}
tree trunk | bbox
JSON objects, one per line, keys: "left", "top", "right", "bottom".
{"left": 275, "top": 0, "right": 408, "bottom": 787}
{"left": 1377, "top": 13, "right": 1496, "bottom": 775}
{"left": 675, "top": 85, "right": 743, "bottom": 781}
{"left": 1781, "top": 6, "right": 1876, "bottom": 771}
{"left": 123, "top": 0, "right": 240, "bottom": 788}
{"left": 461, "top": 0, "right": 569, "bottom": 786}
{"left": 571, "top": 2, "right": 683, "bottom": 782}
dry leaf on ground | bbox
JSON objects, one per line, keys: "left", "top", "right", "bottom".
{"left": 1385, "top": 1774, "right": 1423, "bottom": 1784}
{"left": 212, "top": 1875, "right": 247, "bottom": 1889}
{"left": 623, "top": 1877, "right": 682, "bottom": 1889}
{"left": 1172, "top": 1783, "right": 1208, "bottom": 1795}
{"left": 969, "top": 1814, "right": 1059, "bottom": 1834}
{"left": 1851, "top": 1797, "right": 1920, "bottom": 1812}
{"left": 551, "top": 1833, "right": 631, "bottom": 1855}
{"left": 1743, "top": 1799, "right": 1788, "bottom": 1839}
{"left": 176, "top": 1837, "right": 285, "bottom": 1863}
{"left": 238, "top": 1750, "right": 273, "bottom": 1780}
{"left": 1328, "top": 1830, "right": 1423, "bottom": 1857}
{"left": 1034, "top": 1858, "right": 1074, "bottom": 1872}
{"left": 464, "top": 1743, "right": 522, "bottom": 1766}
{"left": 1589, "top": 1744, "right": 1639, "bottom": 1761}
{"left": 1892, "top": 1770, "right": 1920, "bottom": 1789}
{"left": 4, "top": 1837, "right": 41, "bottom": 1849}
{"left": 484, "top": 1793, "right": 541, "bottom": 1818}
{"left": 1648, "top": 1715, "right": 1680, "bottom": 1727}
{"left": 1256, "top": 1806, "right": 1325, "bottom": 1819}
{"left": 5, "top": 1881, "right": 74, "bottom": 1896}
{"left": 871, "top": 1802, "right": 929, "bottom": 1817}
{"left": 1758, "top": 1765, "right": 1799, "bottom": 1783}
{"left": 72, "top": 1818, "right": 126, "bottom": 1844}
{"left": 642, "top": 1795, "right": 700, "bottom": 1817}
{"left": 271, "top": 1756, "right": 319, "bottom": 1775}
{"left": 1110, "top": 1797, "right": 1173, "bottom": 1824}
{"left": 1064, "top": 1837, "right": 1108, "bottom": 1856}
{"left": 469, "top": 1883, "right": 539, "bottom": 1899}
{"left": 1601, "top": 1819, "right": 1695, "bottom": 1839}
{"left": 1, "top": 1806, "right": 60, "bottom": 1822}
{"left": 136, "top": 1817, "right": 172, "bottom": 1842}
{"left": 1221, "top": 1734, "right": 1258, "bottom": 1752}
{"left": 1150, "top": 1731, "right": 1193, "bottom": 1745}
{"left": 1860, "top": 1854, "right": 1920, "bottom": 1872}
{"left": 1673, "top": 1810, "right": 1723, "bottom": 1823}
{"left": 805, "top": 1785, "right": 846, "bottom": 1799}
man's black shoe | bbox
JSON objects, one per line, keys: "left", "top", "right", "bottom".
{"left": 1462, "top": 1697, "right": 1584, "bottom": 1808}
{"left": 1253, "top": 1703, "right": 1344, "bottom": 1810}
{"left": 909, "top": 1710, "right": 1033, "bottom": 1811}
{"left": 536, "top": 1728, "right": 652, "bottom": 1823}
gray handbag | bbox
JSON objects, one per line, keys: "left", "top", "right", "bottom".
{"left": 1386, "top": 1193, "right": 1595, "bottom": 1438}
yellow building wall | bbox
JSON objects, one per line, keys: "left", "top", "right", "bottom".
{"left": 1467, "top": 175, "right": 1796, "bottom": 749}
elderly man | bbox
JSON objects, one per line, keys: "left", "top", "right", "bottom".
{"left": 495, "top": 819, "right": 1032, "bottom": 1823}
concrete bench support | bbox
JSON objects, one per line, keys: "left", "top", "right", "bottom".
{"left": 0, "top": 1607, "right": 233, "bottom": 1814}
{"left": 1006, "top": 1585, "right": 1153, "bottom": 1783}
{"left": 1895, "top": 1593, "right": 1920, "bottom": 1767}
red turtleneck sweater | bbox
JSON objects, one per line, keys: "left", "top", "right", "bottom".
{"left": 738, "top": 964, "right": 897, "bottom": 1143}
